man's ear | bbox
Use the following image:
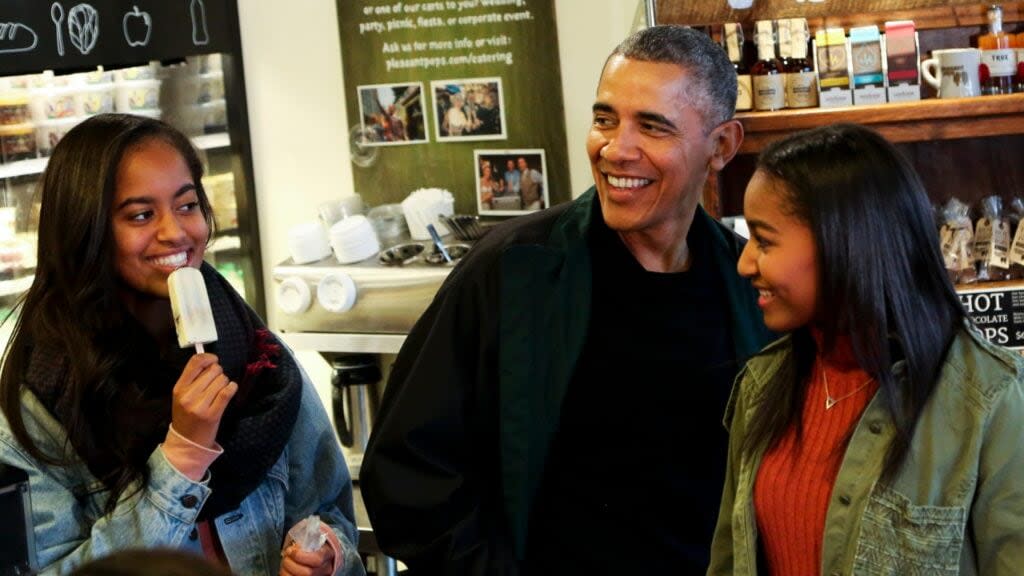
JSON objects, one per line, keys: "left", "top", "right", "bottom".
{"left": 708, "top": 119, "right": 744, "bottom": 172}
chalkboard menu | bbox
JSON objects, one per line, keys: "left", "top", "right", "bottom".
{"left": 958, "top": 285, "right": 1024, "bottom": 350}
{"left": 0, "top": 0, "right": 230, "bottom": 77}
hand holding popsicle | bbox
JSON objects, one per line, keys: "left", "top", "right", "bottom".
{"left": 171, "top": 353, "right": 237, "bottom": 448}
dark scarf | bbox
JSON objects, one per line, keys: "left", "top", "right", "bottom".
{"left": 26, "top": 263, "right": 303, "bottom": 520}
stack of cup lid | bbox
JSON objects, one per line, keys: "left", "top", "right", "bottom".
{"left": 329, "top": 215, "right": 381, "bottom": 264}
{"left": 287, "top": 221, "right": 332, "bottom": 264}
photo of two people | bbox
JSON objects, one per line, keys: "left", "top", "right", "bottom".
{"left": 356, "top": 83, "right": 428, "bottom": 146}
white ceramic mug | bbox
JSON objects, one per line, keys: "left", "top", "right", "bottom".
{"left": 921, "top": 48, "right": 982, "bottom": 98}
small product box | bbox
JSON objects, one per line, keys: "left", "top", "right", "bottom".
{"left": 814, "top": 28, "right": 853, "bottom": 107}
{"left": 850, "top": 25, "right": 887, "bottom": 105}
{"left": 884, "top": 20, "right": 921, "bottom": 102}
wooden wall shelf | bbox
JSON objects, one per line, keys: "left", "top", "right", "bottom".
{"left": 657, "top": 0, "right": 1024, "bottom": 29}
{"left": 735, "top": 94, "right": 1024, "bottom": 154}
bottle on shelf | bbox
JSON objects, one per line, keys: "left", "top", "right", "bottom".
{"left": 723, "top": 23, "right": 752, "bottom": 112}
{"left": 751, "top": 20, "right": 786, "bottom": 111}
{"left": 785, "top": 18, "right": 818, "bottom": 109}
{"left": 1016, "top": 28, "right": 1024, "bottom": 93}
{"left": 776, "top": 18, "right": 793, "bottom": 76}
{"left": 979, "top": 4, "right": 1017, "bottom": 95}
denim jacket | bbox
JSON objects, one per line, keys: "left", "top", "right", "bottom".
{"left": 0, "top": 367, "right": 365, "bottom": 576}
{"left": 709, "top": 325, "right": 1024, "bottom": 576}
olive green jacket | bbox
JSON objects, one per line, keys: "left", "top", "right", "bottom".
{"left": 709, "top": 326, "right": 1024, "bottom": 576}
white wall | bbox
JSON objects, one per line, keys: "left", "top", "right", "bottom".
{"left": 555, "top": 0, "right": 644, "bottom": 196}
{"left": 237, "top": 0, "right": 354, "bottom": 409}
{"left": 237, "top": 0, "right": 638, "bottom": 406}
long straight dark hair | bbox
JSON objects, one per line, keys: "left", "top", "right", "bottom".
{"left": 741, "top": 123, "right": 965, "bottom": 481}
{"left": 0, "top": 114, "right": 214, "bottom": 513}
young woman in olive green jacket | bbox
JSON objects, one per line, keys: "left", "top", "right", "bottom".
{"left": 709, "top": 123, "right": 1024, "bottom": 576}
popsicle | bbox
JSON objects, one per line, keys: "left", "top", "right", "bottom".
{"left": 167, "top": 267, "right": 218, "bottom": 353}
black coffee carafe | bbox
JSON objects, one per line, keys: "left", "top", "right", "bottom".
{"left": 329, "top": 354, "right": 382, "bottom": 452}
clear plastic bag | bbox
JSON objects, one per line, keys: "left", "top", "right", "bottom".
{"left": 288, "top": 515, "right": 327, "bottom": 552}
{"left": 974, "top": 195, "right": 1010, "bottom": 282}
{"left": 940, "top": 198, "right": 976, "bottom": 285}
{"left": 1008, "top": 197, "right": 1024, "bottom": 280}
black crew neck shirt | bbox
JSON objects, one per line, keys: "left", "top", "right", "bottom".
{"left": 525, "top": 212, "right": 737, "bottom": 575}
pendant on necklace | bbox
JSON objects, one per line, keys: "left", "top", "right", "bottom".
{"left": 822, "top": 370, "right": 873, "bottom": 411}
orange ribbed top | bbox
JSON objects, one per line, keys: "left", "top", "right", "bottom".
{"left": 753, "top": 335, "right": 878, "bottom": 576}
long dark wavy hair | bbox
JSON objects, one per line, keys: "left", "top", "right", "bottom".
{"left": 741, "top": 123, "right": 965, "bottom": 481}
{"left": 0, "top": 114, "right": 214, "bottom": 513}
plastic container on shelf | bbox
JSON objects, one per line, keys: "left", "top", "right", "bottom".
{"left": 115, "top": 80, "right": 161, "bottom": 113}
{"left": 74, "top": 83, "right": 115, "bottom": 116}
{"left": 29, "top": 71, "right": 70, "bottom": 89}
{"left": 1, "top": 75, "right": 31, "bottom": 91}
{"left": 198, "top": 72, "right": 224, "bottom": 103}
{"left": 114, "top": 63, "right": 158, "bottom": 82}
{"left": 0, "top": 123, "right": 37, "bottom": 163}
{"left": 367, "top": 203, "right": 409, "bottom": 248}
{"left": 0, "top": 95, "right": 31, "bottom": 125}
{"left": 201, "top": 53, "right": 223, "bottom": 75}
{"left": 29, "top": 86, "right": 76, "bottom": 120}
{"left": 35, "top": 117, "right": 80, "bottom": 157}
{"left": 82, "top": 68, "right": 115, "bottom": 85}
{"left": 203, "top": 172, "right": 236, "bottom": 230}
{"left": 199, "top": 99, "right": 226, "bottom": 132}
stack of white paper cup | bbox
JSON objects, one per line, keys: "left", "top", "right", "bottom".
{"left": 329, "top": 215, "right": 380, "bottom": 264}
{"left": 401, "top": 188, "right": 454, "bottom": 240}
{"left": 287, "top": 221, "right": 332, "bottom": 264}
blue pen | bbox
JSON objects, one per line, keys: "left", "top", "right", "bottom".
{"left": 427, "top": 223, "right": 452, "bottom": 263}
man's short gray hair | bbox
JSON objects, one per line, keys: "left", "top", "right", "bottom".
{"left": 608, "top": 25, "right": 737, "bottom": 131}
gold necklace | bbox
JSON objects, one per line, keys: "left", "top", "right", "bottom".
{"left": 823, "top": 370, "right": 873, "bottom": 410}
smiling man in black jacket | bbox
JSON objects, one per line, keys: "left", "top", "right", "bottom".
{"left": 360, "top": 25, "right": 772, "bottom": 575}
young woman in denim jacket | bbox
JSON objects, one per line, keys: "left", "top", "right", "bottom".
{"left": 709, "top": 123, "right": 1024, "bottom": 575}
{"left": 0, "top": 114, "right": 364, "bottom": 576}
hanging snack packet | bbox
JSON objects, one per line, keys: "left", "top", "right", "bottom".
{"left": 974, "top": 195, "right": 1011, "bottom": 282}
{"left": 940, "top": 198, "right": 976, "bottom": 285}
{"left": 1008, "top": 197, "right": 1024, "bottom": 280}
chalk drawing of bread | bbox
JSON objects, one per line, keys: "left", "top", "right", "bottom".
{"left": 0, "top": 23, "right": 38, "bottom": 54}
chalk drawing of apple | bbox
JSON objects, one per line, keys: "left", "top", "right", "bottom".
{"left": 122, "top": 6, "right": 151, "bottom": 47}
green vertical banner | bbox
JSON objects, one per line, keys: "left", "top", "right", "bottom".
{"left": 336, "top": 0, "right": 570, "bottom": 217}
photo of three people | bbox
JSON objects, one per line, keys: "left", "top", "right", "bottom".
{"left": 476, "top": 150, "right": 548, "bottom": 215}
{"left": 432, "top": 78, "right": 505, "bottom": 141}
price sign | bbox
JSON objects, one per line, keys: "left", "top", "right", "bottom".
{"left": 957, "top": 285, "right": 1024, "bottom": 350}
